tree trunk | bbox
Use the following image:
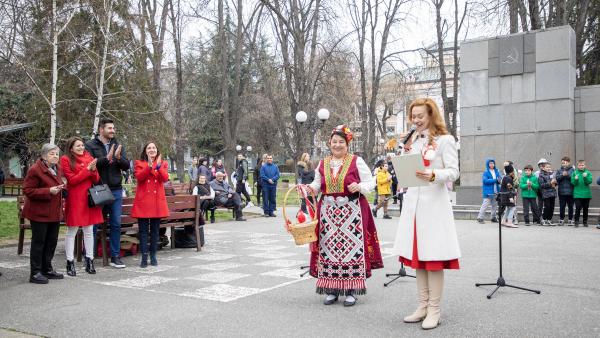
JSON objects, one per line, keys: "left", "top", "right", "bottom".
{"left": 508, "top": 0, "right": 519, "bottom": 33}
{"left": 435, "top": 0, "right": 451, "bottom": 136}
{"left": 92, "top": 0, "right": 114, "bottom": 137}
{"left": 528, "top": 0, "right": 542, "bottom": 30}
{"left": 50, "top": 0, "right": 58, "bottom": 144}
{"left": 169, "top": 0, "right": 185, "bottom": 182}
{"left": 517, "top": 0, "right": 529, "bottom": 31}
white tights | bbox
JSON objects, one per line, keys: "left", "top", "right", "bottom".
{"left": 65, "top": 226, "right": 94, "bottom": 261}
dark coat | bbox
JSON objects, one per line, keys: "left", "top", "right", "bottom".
{"left": 538, "top": 170, "right": 557, "bottom": 199}
{"left": 555, "top": 166, "right": 574, "bottom": 196}
{"left": 498, "top": 175, "right": 516, "bottom": 207}
{"left": 301, "top": 167, "right": 315, "bottom": 185}
{"left": 22, "top": 159, "right": 64, "bottom": 222}
{"left": 85, "top": 136, "right": 129, "bottom": 190}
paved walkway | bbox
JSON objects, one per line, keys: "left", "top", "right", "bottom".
{"left": 0, "top": 211, "right": 599, "bottom": 337}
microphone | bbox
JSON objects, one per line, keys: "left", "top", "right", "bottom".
{"left": 400, "top": 125, "right": 417, "bottom": 148}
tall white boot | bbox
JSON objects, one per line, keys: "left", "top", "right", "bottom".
{"left": 422, "top": 270, "right": 444, "bottom": 330}
{"left": 403, "top": 269, "right": 429, "bottom": 323}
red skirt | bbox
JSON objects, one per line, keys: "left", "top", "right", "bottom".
{"left": 399, "top": 218, "right": 460, "bottom": 271}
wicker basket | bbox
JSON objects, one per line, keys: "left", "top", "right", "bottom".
{"left": 282, "top": 185, "right": 318, "bottom": 245}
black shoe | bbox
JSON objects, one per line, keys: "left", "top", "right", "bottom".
{"left": 476, "top": 218, "right": 484, "bottom": 224}
{"left": 383, "top": 215, "right": 392, "bottom": 219}
{"left": 372, "top": 208, "right": 377, "bottom": 217}
{"left": 269, "top": 213, "right": 276, "bottom": 217}
{"left": 66, "top": 260, "right": 76, "bottom": 277}
{"left": 85, "top": 257, "right": 96, "bottom": 274}
{"left": 43, "top": 270, "right": 64, "bottom": 279}
{"left": 150, "top": 254, "right": 158, "bottom": 266}
{"left": 263, "top": 214, "right": 269, "bottom": 217}
{"left": 110, "top": 256, "right": 126, "bottom": 269}
{"left": 524, "top": 222, "right": 531, "bottom": 226}
{"left": 236, "top": 217, "right": 247, "bottom": 221}
{"left": 323, "top": 295, "right": 338, "bottom": 305}
{"left": 574, "top": 222, "right": 579, "bottom": 228}
{"left": 210, "top": 216, "right": 215, "bottom": 223}
{"left": 29, "top": 272, "right": 49, "bottom": 284}
{"left": 491, "top": 218, "right": 498, "bottom": 223}
{"left": 140, "top": 254, "right": 148, "bottom": 268}
{"left": 583, "top": 223, "right": 588, "bottom": 227}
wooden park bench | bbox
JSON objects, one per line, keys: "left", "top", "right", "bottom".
{"left": 17, "top": 196, "right": 86, "bottom": 260}
{"left": 3, "top": 178, "right": 25, "bottom": 196}
{"left": 98, "top": 194, "right": 203, "bottom": 266}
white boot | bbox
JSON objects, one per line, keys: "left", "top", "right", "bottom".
{"left": 422, "top": 270, "right": 444, "bottom": 330}
{"left": 403, "top": 269, "right": 428, "bottom": 323}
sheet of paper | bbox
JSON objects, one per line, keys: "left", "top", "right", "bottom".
{"left": 390, "top": 153, "right": 431, "bottom": 188}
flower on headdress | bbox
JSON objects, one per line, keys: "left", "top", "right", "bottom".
{"left": 331, "top": 124, "right": 353, "bottom": 143}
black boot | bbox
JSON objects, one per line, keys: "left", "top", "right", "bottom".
{"left": 66, "top": 260, "right": 76, "bottom": 277}
{"left": 150, "top": 253, "right": 157, "bottom": 266}
{"left": 85, "top": 257, "right": 96, "bottom": 274}
{"left": 210, "top": 210, "right": 215, "bottom": 223}
{"left": 140, "top": 254, "right": 148, "bottom": 268}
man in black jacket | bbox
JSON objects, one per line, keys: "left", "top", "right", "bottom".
{"left": 85, "top": 118, "right": 130, "bottom": 268}
{"left": 235, "top": 154, "right": 252, "bottom": 205}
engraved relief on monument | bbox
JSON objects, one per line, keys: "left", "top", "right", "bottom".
{"left": 498, "top": 35, "right": 524, "bottom": 76}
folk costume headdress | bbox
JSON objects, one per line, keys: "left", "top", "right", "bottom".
{"left": 331, "top": 125, "right": 353, "bottom": 144}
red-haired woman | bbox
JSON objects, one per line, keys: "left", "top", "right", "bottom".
{"left": 61, "top": 137, "right": 104, "bottom": 276}
{"left": 392, "top": 98, "right": 461, "bottom": 330}
{"left": 307, "top": 125, "right": 383, "bottom": 307}
{"left": 131, "top": 142, "right": 169, "bottom": 267}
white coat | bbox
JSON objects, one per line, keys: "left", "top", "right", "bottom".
{"left": 391, "top": 130, "right": 461, "bottom": 261}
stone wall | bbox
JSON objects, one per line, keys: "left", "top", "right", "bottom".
{"left": 575, "top": 85, "right": 600, "bottom": 179}
{"left": 459, "top": 26, "right": 578, "bottom": 186}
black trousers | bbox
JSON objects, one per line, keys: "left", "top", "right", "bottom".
{"left": 574, "top": 198, "right": 591, "bottom": 223}
{"left": 542, "top": 197, "right": 555, "bottom": 221}
{"left": 256, "top": 184, "right": 262, "bottom": 205}
{"left": 236, "top": 181, "right": 251, "bottom": 202}
{"left": 391, "top": 180, "right": 398, "bottom": 203}
{"left": 558, "top": 194, "right": 574, "bottom": 221}
{"left": 537, "top": 192, "right": 544, "bottom": 217}
{"left": 29, "top": 221, "right": 60, "bottom": 276}
{"left": 522, "top": 198, "right": 541, "bottom": 223}
{"left": 217, "top": 193, "right": 243, "bottom": 218}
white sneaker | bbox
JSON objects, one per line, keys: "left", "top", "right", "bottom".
{"left": 247, "top": 201, "right": 254, "bottom": 207}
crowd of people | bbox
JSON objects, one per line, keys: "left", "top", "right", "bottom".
{"left": 477, "top": 157, "right": 599, "bottom": 229}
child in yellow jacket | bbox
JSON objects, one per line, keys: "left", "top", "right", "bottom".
{"left": 373, "top": 162, "right": 392, "bottom": 219}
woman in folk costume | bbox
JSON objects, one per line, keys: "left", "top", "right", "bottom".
{"left": 392, "top": 98, "right": 461, "bottom": 330}
{"left": 307, "top": 125, "right": 383, "bottom": 307}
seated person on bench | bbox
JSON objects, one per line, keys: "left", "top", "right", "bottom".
{"left": 209, "top": 172, "right": 246, "bottom": 222}
{"left": 193, "top": 174, "right": 216, "bottom": 223}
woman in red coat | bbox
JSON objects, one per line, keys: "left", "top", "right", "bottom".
{"left": 60, "top": 137, "right": 104, "bottom": 276}
{"left": 23, "top": 143, "right": 65, "bottom": 284}
{"left": 131, "top": 142, "right": 169, "bottom": 267}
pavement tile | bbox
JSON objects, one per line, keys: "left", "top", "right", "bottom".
{"left": 179, "top": 284, "right": 262, "bottom": 302}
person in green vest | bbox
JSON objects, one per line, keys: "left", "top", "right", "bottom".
{"left": 519, "top": 164, "right": 541, "bottom": 225}
{"left": 571, "top": 160, "right": 593, "bottom": 227}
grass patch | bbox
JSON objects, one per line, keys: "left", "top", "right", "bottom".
{"left": 0, "top": 201, "right": 19, "bottom": 240}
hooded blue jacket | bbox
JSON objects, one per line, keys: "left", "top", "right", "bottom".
{"left": 482, "top": 158, "right": 501, "bottom": 198}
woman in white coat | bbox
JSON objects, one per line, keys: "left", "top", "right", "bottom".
{"left": 392, "top": 98, "right": 461, "bottom": 330}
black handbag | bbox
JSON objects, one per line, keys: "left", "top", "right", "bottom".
{"left": 88, "top": 183, "right": 115, "bottom": 208}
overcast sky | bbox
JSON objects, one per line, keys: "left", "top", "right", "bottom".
{"left": 168, "top": 0, "right": 506, "bottom": 68}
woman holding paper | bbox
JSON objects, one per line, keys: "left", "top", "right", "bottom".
{"left": 392, "top": 98, "right": 461, "bottom": 330}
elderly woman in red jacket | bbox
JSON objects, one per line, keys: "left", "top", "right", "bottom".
{"left": 131, "top": 142, "right": 169, "bottom": 268}
{"left": 23, "top": 143, "right": 65, "bottom": 284}
{"left": 60, "top": 137, "right": 104, "bottom": 276}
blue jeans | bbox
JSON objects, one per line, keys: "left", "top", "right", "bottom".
{"left": 262, "top": 185, "right": 277, "bottom": 215}
{"left": 138, "top": 218, "right": 160, "bottom": 255}
{"left": 93, "top": 189, "right": 123, "bottom": 258}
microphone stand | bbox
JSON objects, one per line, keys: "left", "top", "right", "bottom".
{"left": 475, "top": 192, "right": 541, "bottom": 299}
{"left": 384, "top": 261, "right": 415, "bottom": 287}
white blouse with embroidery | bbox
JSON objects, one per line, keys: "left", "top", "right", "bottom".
{"left": 308, "top": 156, "right": 374, "bottom": 195}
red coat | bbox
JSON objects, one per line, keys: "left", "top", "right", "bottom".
{"left": 131, "top": 160, "right": 170, "bottom": 218}
{"left": 22, "top": 159, "right": 64, "bottom": 222}
{"left": 60, "top": 152, "right": 104, "bottom": 227}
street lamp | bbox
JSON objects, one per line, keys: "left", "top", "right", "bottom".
{"left": 317, "top": 108, "right": 330, "bottom": 122}
{"left": 246, "top": 146, "right": 252, "bottom": 152}
{"left": 236, "top": 145, "right": 242, "bottom": 152}
{"left": 295, "top": 108, "right": 331, "bottom": 158}
{"left": 295, "top": 111, "right": 307, "bottom": 124}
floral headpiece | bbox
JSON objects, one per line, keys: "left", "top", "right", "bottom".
{"left": 331, "top": 125, "right": 353, "bottom": 144}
